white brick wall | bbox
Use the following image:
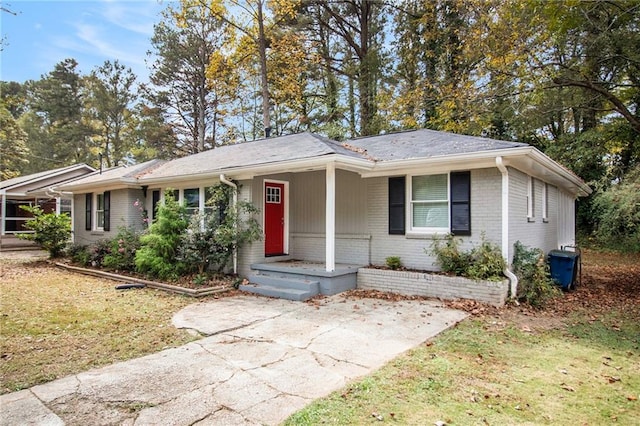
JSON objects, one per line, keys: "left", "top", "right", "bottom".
{"left": 357, "top": 268, "right": 509, "bottom": 306}
{"left": 366, "top": 168, "right": 503, "bottom": 271}
{"left": 73, "top": 188, "right": 146, "bottom": 246}
{"left": 508, "top": 168, "right": 564, "bottom": 258}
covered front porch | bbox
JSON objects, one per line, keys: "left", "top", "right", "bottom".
{"left": 238, "top": 161, "right": 372, "bottom": 301}
{"left": 240, "top": 260, "right": 363, "bottom": 301}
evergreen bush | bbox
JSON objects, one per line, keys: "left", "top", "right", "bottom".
{"left": 135, "top": 190, "right": 188, "bottom": 280}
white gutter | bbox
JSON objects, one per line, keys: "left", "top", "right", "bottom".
{"left": 219, "top": 174, "right": 238, "bottom": 275}
{"left": 496, "top": 157, "right": 519, "bottom": 301}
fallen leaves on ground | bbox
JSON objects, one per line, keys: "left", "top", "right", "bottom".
{"left": 341, "top": 249, "right": 640, "bottom": 331}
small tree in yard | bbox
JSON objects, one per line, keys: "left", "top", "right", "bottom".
{"left": 17, "top": 205, "right": 70, "bottom": 258}
{"left": 135, "top": 191, "right": 188, "bottom": 280}
{"left": 178, "top": 184, "right": 261, "bottom": 275}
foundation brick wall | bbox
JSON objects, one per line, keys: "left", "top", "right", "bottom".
{"left": 357, "top": 268, "right": 509, "bottom": 306}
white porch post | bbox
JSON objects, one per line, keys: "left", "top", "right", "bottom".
{"left": 325, "top": 162, "right": 336, "bottom": 272}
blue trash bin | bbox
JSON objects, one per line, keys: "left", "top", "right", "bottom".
{"left": 548, "top": 250, "right": 580, "bottom": 290}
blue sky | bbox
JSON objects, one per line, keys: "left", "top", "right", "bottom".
{"left": 1, "top": 0, "right": 172, "bottom": 84}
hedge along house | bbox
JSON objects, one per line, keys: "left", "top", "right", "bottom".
{"left": 0, "top": 164, "right": 95, "bottom": 249}
{"left": 57, "top": 130, "right": 591, "bottom": 302}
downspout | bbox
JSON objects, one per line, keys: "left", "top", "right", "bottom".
{"left": 496, "top": 157, "right": 519, "bottom": 301}
{"left": 219, "top": 174, "right": 238, "bottom": 275}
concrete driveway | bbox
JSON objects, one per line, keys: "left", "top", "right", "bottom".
{"left": 1, "top": 294, "right": 467, "bottom": 426}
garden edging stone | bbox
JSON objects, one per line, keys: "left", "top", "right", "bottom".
{"left": 54, "top": 262, "right": 231, "bottom": 297}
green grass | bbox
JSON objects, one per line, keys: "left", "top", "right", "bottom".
{"left": 284, "top": 315, "right": 639, "bottom": 425}
{"left": 285, "top": 249, "right": 640, "bottom": 425}
{"left": 0, "top": 259, "right": 199, "bottom": 394}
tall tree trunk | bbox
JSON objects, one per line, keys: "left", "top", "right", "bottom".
{"left": 357, "top": 0, "right": 375, "bottom": 136}
{"left": 257, "top": 0, "right": 271, "bottom": 138}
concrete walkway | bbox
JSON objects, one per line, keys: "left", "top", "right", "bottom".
{"left": 0, "top": 295, "right": 467, "bottom": 426}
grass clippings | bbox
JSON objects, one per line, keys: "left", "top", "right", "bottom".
{"left": 284, "top": 249, "right": 640, "bottom": 425}
{"left": 0, "top": 259, "right": 200, "bottom": 394}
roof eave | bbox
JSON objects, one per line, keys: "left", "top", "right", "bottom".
{"left": 361, "top": 146, "right": 591, "bottom": 198}
{"left": 360, "top": 147, "right": 533, "bottom": 177}
{"left": 57, "top": 177, "right": 141, "bottom": 193}
{"left": 1, "top": 164, "right": 96, "bottom": 192}
{"left": 138, "top": 154, "right": 373, "bottom": 185}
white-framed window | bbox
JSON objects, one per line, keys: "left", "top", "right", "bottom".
{"left": 542, "top": 183, "right": 549, "bottom": 222}
{"left": 60, "top": 199, "right": 72, "bottom": 216}
{"left": 410, "top": 174, "right": 450, "bottom": 232}
{"left": 183, "top": 188, "right": 200, "bottom": 216}
{"left": 527, "top": 176, "right": 535, "bottom": 221}
{"left": 95, "top": 193, "right": 105, "bottom": 230}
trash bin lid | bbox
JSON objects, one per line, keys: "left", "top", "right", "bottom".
{"left": 548, "top": 250, "right": 580, "bottom": 259}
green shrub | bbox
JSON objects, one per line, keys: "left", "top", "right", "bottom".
{"left": 67, "top": 243, "right": 91, "bottom": 266}
{"left": 17, "top": 205, "right": 71, "bottom": 258}
{"left": 135, "top": 190, "right": 188, "bottom": 280}
{"left": 512, "top": 241, "right": 560, "bottom": 308}
{"left": 102, "top": 227, "right": 142, "bottom": 272}
{"left": 591, "top": 166, "right": 640, "bottom": 253}
{"left": 88, "top": 239, "right": 112, "bottom": 267}
{"left": 385, "top": 256, "right": 402, "bottom": 270}
{"left": 177, "top": 183, "right": 261, "bottom": 274}
{"left": 429, "top": 234, "right": 472, "bottom": 277}
{"left": 429, "top": 234, "right": 505, "bottom": 281}
{"left": 466, "top": 238, "right": 506, "bottom": 281}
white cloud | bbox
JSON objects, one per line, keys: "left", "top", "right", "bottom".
{"left": 100, "top": 0, "right": 168, "bottom": 36}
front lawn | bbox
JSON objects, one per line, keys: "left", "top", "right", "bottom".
{"left": 0, "top": 258, "right": 199, "bottom": 394}
{"left": 284, "top": 250, "right": 640, "bottom": 425}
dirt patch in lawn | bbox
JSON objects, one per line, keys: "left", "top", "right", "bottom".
{"left": 0, "top": 258, "right": 224, "bottom": 394}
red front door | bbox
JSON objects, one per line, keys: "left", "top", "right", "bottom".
{"left": 264, "top": 182, "right": 285, "bottom": 256}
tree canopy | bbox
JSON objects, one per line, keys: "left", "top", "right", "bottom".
{"left": 2, "top": 0, "right": 638, "bottom": 250}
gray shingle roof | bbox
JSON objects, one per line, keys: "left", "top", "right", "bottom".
{"left": 345, "top": 129, "right": 528, "bottom": 161}
{"left": 60, "top": 160, "right": 165, "bottom": 188}
{"left": 1, "top": 164, "right": 94, "bottom": 191}
{"left": 142, "top": 132, "right": 365, "bottom": 180}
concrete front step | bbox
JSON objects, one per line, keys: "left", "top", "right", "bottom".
{"left": 240, "top": 274, "right": 320, "bottom": 301}
{"left": 239, "top": 283, "right": 317, "bottom": 301}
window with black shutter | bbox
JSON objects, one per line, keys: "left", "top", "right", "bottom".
{"left": 450, "top": 171, "right": 471, "bottom": 235}
{"left": 388, "top": 177, "right": 405, "bottom": 235}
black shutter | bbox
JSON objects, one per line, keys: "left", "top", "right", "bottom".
{"left": 103, "top": 191, "right": 111, "bottom": 232}
{"left": 152, "top": 190, "right": 161, "bottom": 222}
{"left": 450, "top": 171, "right": 471, "bottom": 235}
{"left": 85, "top": 193, "right": 92, "bottom": 231}
{"left": 388, "top": 177, "right": 406, "bottom": 235}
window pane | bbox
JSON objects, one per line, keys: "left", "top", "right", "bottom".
{"left": 97, "top": 212, "right": 105, "bottom": 228}
{"left": 97, "top": 194, "right": 104, "bottom": 210}
{"left": 204, "top": 187, "right": 215, "bottom": 215}
{"left": 412, "top": 175, "right": 447, "bottom": 201}
{"left": 413, "top": 202, "right": 448, "bottom": 228}
{"left": 184, "top": 188, "right": 199, "bottom": 208}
